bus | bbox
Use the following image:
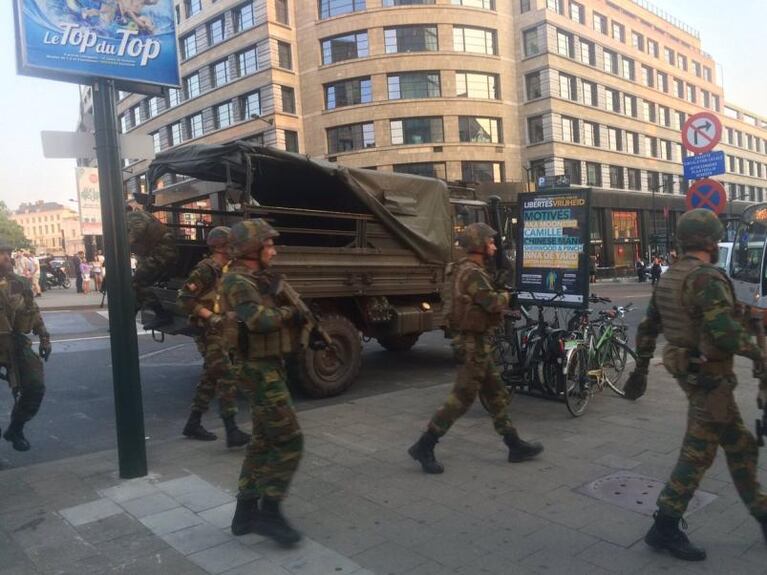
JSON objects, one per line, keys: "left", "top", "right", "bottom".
{"left": 730, "top": 203, "right": 767, "bottom": 310}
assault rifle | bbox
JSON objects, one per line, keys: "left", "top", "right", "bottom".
{"left": 750, "top": 308, "right": 767, "bottom": 447}
{"left": 276, "top": 279, "right": 333, "bottom": 351}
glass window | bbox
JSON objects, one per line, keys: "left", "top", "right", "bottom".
{"left": 603, "top": 50, "right": 617, "bottom": 74}
{"left": 609, "top": 165, "right": 624, "bottom": 189}
{"left": 281, "top": 86, "right": 296, "bottom": 113}
{"left": 569, "top": 1, "right": 583, "bottom": 23}
{"left": 321, "top": 32, "right": 369, "bottom": 64}
{"left": 212, "top": 60, "right": 230, "bottom": 87}
{"left": 454, "top": 27, "right": 497, "bottom": 55}
{"left": 388, "top": 72, "right": 440, "bottom": 99}
{"left": 285, "top": 130, "right": 299, "bottom": 152}
{"left": 678, "top": 54, "right": 687, "bottom": 71}
{"left": 278, "top": 41, "right": 292, "bottom": 69}
{"left": 647, "top": 39, "right": 658, "bottom": 58}
{"left": 390, "top": 117, "right": 443, "bottom": 145}
{"left": 556, "top": 29, "right": 573, "bottom": 58}
{"left": 151, "top": 132, "right": 161, "bottom": 153}
{"left": 188, "top": 113, "right": 204, "bottom": 139}
{"left": 319, "top": 0, "right": 366, "bottom": 19}
{"left": 461, "top": 161, "right": 503, "bottom": 183}
{"left": 703, "top": 67, "right": 712, "bottom": 82}
{"left": 119, "top": 114, "right": 128, "bottom": 133}
{"left": 451, "top": 0, "right": 494, "bottom": 8}
{"left": 385, "top": 26, "right": 438, "bottom": 53}
{"left": 582, "top": 81, "right": 596, "bottom": 106}
{"left": 641, "top": 65, "right": 654, "bottom": 87}
{"left": 326, "top": 77, "right": 372, "bottom": 109}
{"left": 604, "top": 88, "right": 619, "bottom": 113}
{"left": 147, "top": 97, "right": 159, "bottom": 117}
{"left": 664, "top": 47, "right": 675, "bottom": 65}
{"left": 455, "top": 72, "right": 498, "bottom": 99}
{"left": 131, "top": 105, "right": 141, "bottom": 126}
{"left": 528, "top": 115, "right": 544, "bottom": 144}
{"left": 276, "top": 0, "right": 289, "bottom": 23}
{"left": 241, "top": 91, "right": 261, "bottom": 119}
{"left": 184, "top": 73, "right": 201, "bottom": 99}
{"left": 586, "top": 162, "right": 601, "bottom": 186}
{"left": 559, "top": 73, "right": 576, "bottom": 101}
{"left": 622, "top": 58, "right": 634, "bottom": 81}
{"left": 593, "top": 12, "right": 607, "bottom": 34}
{"left": 693, "top": 60, "right": 702, "bottom": 77}
{"left": 327, "top": 122, "right": 375, "bottom": 153}
{"left": 686, "top": 84, "right": 695, "bottom": 103}
{"left": 237, "top": 47, "right": 258, "bottom": 75}
{"left": 459, "top": 117, "right": 502, "bottom": 143}
{"left": 168, "top": 88, "right": 181, "bottom": 107}
{"left": 170, "top": 122, "right": 183, "bottom": 146}
{"left": 612, "top": 22, "right": 624, "bottom": 42}
{"left": 182, "top": 33, "right": 197, "bottom": 59}
{"left": 520, "top": 0, "right": 530, "bottom": 11}
{"left": 631, "top": 31, "right": 644, "bottom": 51}
{"left": 208, "top": 17, "right": 225, "bottom": 44}
{"left": 657, "top": 71, "right": 668, "bottom": 92}
{"left": 215, "top": 102, "right": 234, "bottom": 129}
{"left": 523, "top": 28, "right": 539, "bottom": 57}
{"left": 583, "top": 121, "right": 599, "bottom": 147}
{"left": 394, "top": 162, "right": 447, "bottom": 179}
{"left": 235, "top": 2, "right": 255, "bottom": 31}
{"left": 561, "top": 116, "right": 579, "bottom": 143}
{"left": 546, "top": 0, "right": 563, "bottom": 14}
{"left": 580, "top": 39, "right": 595, "bottom": 65}
{"left": 564, "top": 159, "right": 581, "bottom": 184}
{"left": 607, "top": 127, "right": 622, "bottom": 151}
{"left": 624, "top": 95, "right": 636, "bottom": 117}
{"left": 525, "top": 71, "right": 541, "bottom": 100}
{"left": 185, "top": 0, "right": 202, "bottom": 17}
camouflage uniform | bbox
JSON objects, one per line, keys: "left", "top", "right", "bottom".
{"left": 0, "top": 257, "right": 50, "bottom": 451}
{"left": 126, "top": 210, "right": 178, "bottom": 305}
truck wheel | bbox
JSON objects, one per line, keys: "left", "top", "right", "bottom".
{"left": 290, "top": 314, "right": 362, "bottom": 398}
{"left": 377, "top": 333, "right": 420, "bottom": 352}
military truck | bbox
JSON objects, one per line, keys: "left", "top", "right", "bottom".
{"left": 140, "top": 143, "right": 513, "bottom": 398}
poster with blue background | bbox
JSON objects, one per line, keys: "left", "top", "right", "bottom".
{"left": 15, "top": 0, "right": 180, "bottom": 88}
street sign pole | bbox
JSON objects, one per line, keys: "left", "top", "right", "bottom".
{"left": 92, "top": 78, "right": 147, "bottom": 479}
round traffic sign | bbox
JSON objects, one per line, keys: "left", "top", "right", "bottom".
{"left": 685, "top": 179, "right": 727, "bottom": 215}
{"left": 681, "top": 112, "right": 722, "bottom": 154}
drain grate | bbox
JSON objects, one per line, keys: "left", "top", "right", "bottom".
{"left": 576, "top": 472, "right": 717, "bottom": 517}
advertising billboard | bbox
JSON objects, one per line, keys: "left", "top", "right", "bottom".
{"left": 516, "top": 189, "right": 591, "bottom": 309}
{"left": 76, "top": 166, "right": 103, "bottom": 236}
{"left": 14, "top": 0, "right": 180, "bottom": 90}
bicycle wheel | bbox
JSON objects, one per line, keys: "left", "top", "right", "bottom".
{"left": 565, "top": 345, "right": 591, "bottom": 417}
{"left": 602, "top": 340, "right": 637, "bottom": 396}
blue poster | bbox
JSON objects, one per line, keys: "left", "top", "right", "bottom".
{"left": 15, "top": 0, "right": 180, "bottom": 88}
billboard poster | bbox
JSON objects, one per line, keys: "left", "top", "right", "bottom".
{"left": 76, "top": 167, "right": 103, "bottom": 236}
{"left": 516, "top": 189, "right": 591, "bottom": 309}
{"left": 14, "top": 0, "right": 180, "bottom": 88}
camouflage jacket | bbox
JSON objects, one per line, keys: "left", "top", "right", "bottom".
{"left": 219, "top": 263, "right": 291, "bottom": 334}
{"left": 178, "top": 257, "right": 221, "bottom": 319}
{"left": 636, "top": 256, "right": 762, "bottom": 364}
{"left": 0, "top": 271, "right": 48, "bottom": 338}
{"left": 126, "top": 211, "right": 175, "bottom": 258}
{"left": 451, "top": 258, "right": 509, "bottom": 333}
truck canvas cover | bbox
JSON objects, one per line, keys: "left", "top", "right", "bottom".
{"left": 147, "top": 142, "right": 452, "bottom": 264}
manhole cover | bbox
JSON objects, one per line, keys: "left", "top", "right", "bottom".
{"left": 576, "top": 472, "right": 717, "bottom": 517}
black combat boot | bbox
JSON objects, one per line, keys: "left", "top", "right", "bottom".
{"left": 503, "top": 431, "right": 543, "bottom": 462}
{"left": 645, "top": 511, "right": 706, "bottom": 561}
{"left": 255, "top": 497, "right": 302, "bottom": 546}
{"left": 223, "top": 416, "right": 251, "bottom": 448}
{"left": 231, "top": 497, "right": 260, "bottom": 536}
{"left": 4, "top": 419, "right": 30, "bottom": 452}
{"left": 408, "top": 431, "right": 445, "bottom": 474}
{"left": 182, "top": 411, "right": 217, "bottom": 441}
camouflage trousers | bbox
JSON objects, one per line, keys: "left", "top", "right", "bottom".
{"left": 235, "top": 358, "right": 303, "bottom": 501}
{"left": 428, "top": 333, "right": 516, "bottom": 438}
{"left": 658, "top": 376, "right": 767, "bottom": 519}
{"left": 191, "top": 333, "right": 238, "bottom": 418}
{"left": 3, "top": 337, "right": 46, "bottom": 423}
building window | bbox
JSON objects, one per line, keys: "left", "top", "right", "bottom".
{"left": 528, "top": 115, "right": 544, "bottom": 144}
{"left": 170, "top": 122, "right": 183, "bottom": 146}
{"left": 394, "top": 162, "right": 447, "bottom": 179}
{"left": 675, "top": 110, "right": 686, "bottom": 129}
{"left": 686, "top": 84, "right": 696, "bottom": 103}
{"left": 168, "top": 88, "right": 181, "bottom": 107}
{"left": 212, "top": 60, "right": 230, "bottom": 87}
{"left": 119, "top": 114, "right": 128, "bottom": 134}
{"left": 659, "top": 106, "right": 670, "bottom": 127}
{"left": 631, "top": 31, "right": 644, "bottom": 51}
{"left": 237, "top": 47, "right": 258, "bottom": 75}
{"left": 626, "top": 168, "right": 641, "bottom": 190}
{"left": 520, "top": 0, "right": 530, "bottom": 12}
{"left": 612, "top": 22, "right": 624, "bottom": 43}
{"left": 580, "top": 39, "right": 595, "bottom": 65}
{"left": 235, "top": 2, "right": 255, "bottom": 31}
{"left": 564, "top": 159, "right": 581, "bottom": 184}
{"left": 131, "top": 105, "right": 141, "bottom": 126}
{"left": 647, "top": 39, "right": 659, "bottom": 58}
{"left": 664, "top": 47, "right": 675, "bottom": 65}
{"left": 624, "top": 95, "right": 637, "bottom": 118}
{"left": 462, "top": 161, "right": 503, "bottom": 183}
{"left": 642, "top": 100, "right": 656, "bottom": 123}
{"left": 678, "top": 54, "right": 687, "bottom": 71}
{"left": 641, "top": 65, "right": 654, "bottom": 87}
{"left": 276, "top": 0, "right": 289, "bottom": 24}
{"left": 188, "top": 113, "right": 204, "bottom": 139}
{"left": 692, "top": 60, "right": 702, "bottom": 77}
{"left": 523, "top": 28, "right": 539, "bottom": 57}
{"left": 561, "top": 116, "right": 579, "bottom": 143}
{"left": 385, "top": 26, "right": 438, "bottom": 53}
{"left": 583, "top": 121, "right": 599, "bottom": 147}
{"left": 662, "top": 173, "right": 674, "bottom": 194}
{"left": 525, "top": 71, "right": 542, "bottom": 100}
{"left": 674, "top": 79, "right": 684, "bottom": 98}
{"left": 593, "top": 12, "right": 607, "bottom": 34}
{"left": 327, "top": 122, "right": 375, "bottom": 153}
{"left": 321, "top": 32, "right": 369, "bottom": 64}
{"left": 181, "top": 33, "right": 197, "bottom": 59}
{"left": 559, "top": 73, "right": 576, "bottom": 101}
{"left": 546, "top": 0, "right": 563, "bottom": 13}
{"left": 208, "top": 17, "right": 225, "bottom": 45}
{"left": 605, "top": 88, "right": 620, "bottom": 113}
{"left": 459, "top": 117, "right": 502, "bottom": 143}
{"left": 326, "top": 77, "right": 372, "bottom": 109}
{"left": 148, "top": 97, "right": 160, "bottom": 117}
{"left": 387, "top": 71, "right": 440, "bottom": 99}
{"left": 607, "top": 127, "right": 622, "bottom": 151}
{"left": 184, "top": 73, "right": 201, "bottom": 99}
{"left": 609, "top": 166, "right": 624, "bottom": 189}
{"left": 455, "top": 72, "right": 498, "bottom": 99}
{"left": 278, "top": 41, "right": 292, "bottom": 69}
{"left": 569, "top": 1, "right": 583, "bottom": 23}
{"left": 627, "top": 133, "right": 639, "bottom": 155}
{"left": 185, "top": 0, "right": 202, "bottom": 17}
{"left": 319, "top": 0, "right": 366, "bottom": 19}
{"left": 390, "top": 117, "right": 443, "bottom": 145}
{"left": 582, "top": 81, "right": 596, "bottom": 106}
{"left": 556, "top": 29, "right": 574, "bottom": 58}
{"left": 241, "top": 91, "right": 261, "bottom": 119}
{"left": 657, "top": 71, "right": 668, "bottom": 92}
{"left": 281, "top": 86, "right": 296, "bottom": 113}
{"left": 285, "top": 130, "right": 299, "bottom": 152}
{"left": 622, "top": 58, "right": 635, "bottom": 81}
{"left": 586, "top": 162, "right": 601, "bottom": 186}
{"left": 603, "top": 50, "right": 617, "bottom": 74}
{"left": 215, "top": 102, "right": 234, "bottom": 129}
{"left": 453, "top": 27, "right": 497, "bottom": 55}
{"left": 703, "top": 66, "right": 712, "bottom": 82}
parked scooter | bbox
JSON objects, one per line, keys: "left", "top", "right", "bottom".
{"left": 41, "top": 267, "right": 71, "bottom": 290}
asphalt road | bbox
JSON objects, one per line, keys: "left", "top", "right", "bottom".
{"left": 0, "top": 281, "right": 654, "bottom": 470}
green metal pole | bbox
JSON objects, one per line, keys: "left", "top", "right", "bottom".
{"left": 92, "top": 78, "right": 147, "bottom": 478}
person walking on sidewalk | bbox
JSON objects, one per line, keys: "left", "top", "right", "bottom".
{"left": 0, "top": 238, "right": 51, "bottom": 451}
{"left": 219, "top": 220, "right": 306, "bottom": 547}
{"left": 178, "top": 226, "right": 250, "bottom": 448}
{"left": 624, "top": 209, "right": 767, "bottom": 562}
{"left": 408, "top": 223, "right": 543, "bottom": 475}
{"left": 73, "top": 251, "right": 84, "bottom": 293}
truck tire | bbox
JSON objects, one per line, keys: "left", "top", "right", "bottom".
{"left": 290, "top": 314, "right": 362, "bottom": 398}
{"left": 377, "top": 333, "right": 420, "bottom": 352}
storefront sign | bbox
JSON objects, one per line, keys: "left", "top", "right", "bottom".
{"left": 75, "top": 167, "right": 103, "bottom": 236}
{"left": 14, "top": 0, "right": 180, "bottom": 90}
{"left": 516, "top": 189, "right": 591, "bottom": 309}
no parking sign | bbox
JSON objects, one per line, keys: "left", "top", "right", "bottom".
{"left": 685, "top": 179, "right": 727, "bottom": 215}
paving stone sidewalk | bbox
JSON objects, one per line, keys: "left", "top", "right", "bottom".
{"left": 2, "top": 354, "right": 767, "bottom": 575}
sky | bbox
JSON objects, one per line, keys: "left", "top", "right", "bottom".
{"left": 1, "top": 1, "right": 766, "bottom": 211}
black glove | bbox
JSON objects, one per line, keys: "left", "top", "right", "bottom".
{"left": 623, "top": 360, "right": 648, "bottom": 401}
{"left": 39, "top": 335, "right": 52, "bottom": 361}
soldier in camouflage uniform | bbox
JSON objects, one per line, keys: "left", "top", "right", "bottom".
{"left": 626, "top": 208, "right": 767, "bottom": 561}
{"left": 178, "top": 227, "right": 250, "bottom": 447}
{"left": 0, "top": 238, "right": 51, "bottom": 452}
{"left": 126, "top": 207, "right": 178, "bottom": 310}
{"left": 408, "top": 223, "right": 543, "bottom": 474}
{"left": 220, "top": 219, "right": 305, "bottom": 547}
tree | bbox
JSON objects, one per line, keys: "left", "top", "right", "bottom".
{"left": 0, "top": 201, "right": 31, "bottom": 249}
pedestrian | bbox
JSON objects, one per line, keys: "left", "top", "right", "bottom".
{"left": 92, "top": 251, "right": 104, "bottom": 293}
{"left": 0, "top": 238, "right": 51, "bottom": 451}
{"left": 29, "top": 253, "right": 41, "bottom": 298}
{"left": 221, "top": 219, "right": 305, "bottom": 546}
{"left": 408, "top": 222, "right": 543, "bottom": 476}
{"left": 80, "top": 259, "right": 91, "bottom": 294}
{"left": 650, "top": 257, "right": 662, "bottom": 286}
{"left": 624, "top": 209, "right": 767, "bottom": 562}
{"left": 178, "top": 226, "right": 250, "bottom": 448}
{"left": 589, "top": 254, "right": 597, "bottom": 284}
{"left": 73, "top": 251, "right": 84, "bottom": 293}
